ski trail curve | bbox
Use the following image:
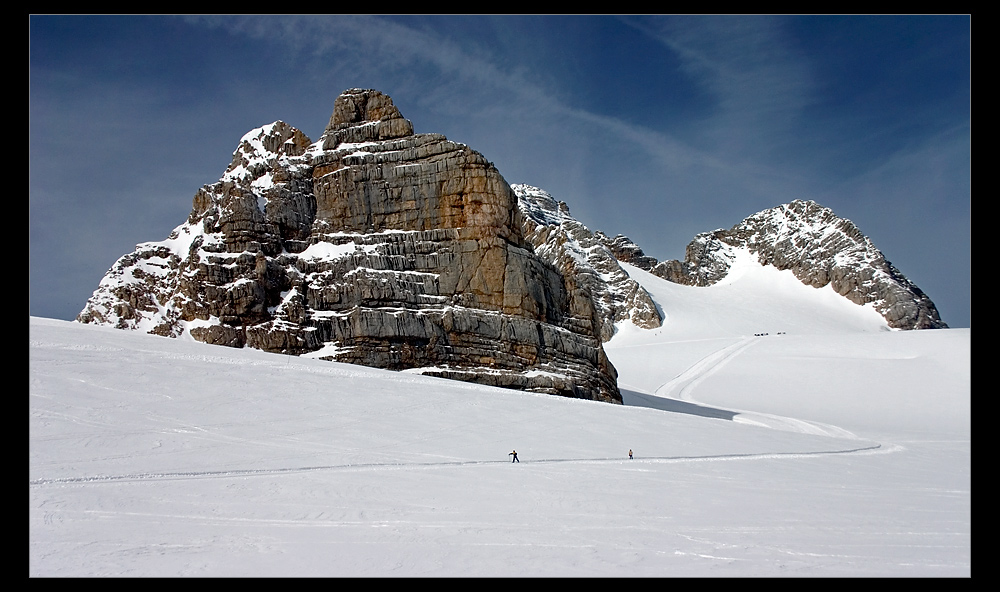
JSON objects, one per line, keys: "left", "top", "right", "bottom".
{"left": 653, "top": 336, "right": 758, "bottom": 402}
{"left": 649, "top": 336, "right": 861, "bottom": 440}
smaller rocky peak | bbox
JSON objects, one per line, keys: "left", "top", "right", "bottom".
{"left": 595, "top": 232, "right": 660, "bottom": 272}
{"left": 330, "top": 88, "right": 404, "bottom": 126}
{"left": 321, "top": 88, "right": 414, "bottom": 147}
{"left": 736, "top": 199, "right": 858, "bottom": 242}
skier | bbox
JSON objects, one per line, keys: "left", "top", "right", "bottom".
{"left": 629, "top": 449, "right": 633, "bottom": 460}
{"left": 509, "top": 450, "right": 519, "bottom": 463}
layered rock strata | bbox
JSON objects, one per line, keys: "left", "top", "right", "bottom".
{"left": 78, "top": 89, "right": 621, "bottom": 403}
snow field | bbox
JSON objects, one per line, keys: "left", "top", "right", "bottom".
{"left": 29, "top": 256, "right": 969, "bottom": 576}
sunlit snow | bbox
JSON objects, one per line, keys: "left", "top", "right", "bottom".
{"left": 29, "top": 258, "right": 969, "bottom": 577}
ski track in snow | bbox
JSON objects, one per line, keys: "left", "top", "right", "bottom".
{"left": 31, "top": 333, "right": 898, "bottom": 490}
{"left": 653, "top": 336, "right": 758, "bottom": 401}
{"left": 649, "top": 335, "right": 863, "bottom": 440}
{"left": 29, "top": 443, "right": 889, "bottom": 487}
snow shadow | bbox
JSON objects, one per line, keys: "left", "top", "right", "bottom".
{"left": 621, "top": 388, "right": 738, "bottom": 421}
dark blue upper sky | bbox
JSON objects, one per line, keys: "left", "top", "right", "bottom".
{"left": 29, "top": 15, "right": 970, "bottom": 327}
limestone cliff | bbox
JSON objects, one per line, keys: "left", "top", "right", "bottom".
{"left": 78, "top": 89, "right": 621, "bottom": 403}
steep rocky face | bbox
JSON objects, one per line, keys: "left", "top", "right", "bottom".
{"left": 78, "top": 89, "right": 621, "bottom": 403}
{"left": 650, "top": 199, "right": 947, "bottom": 330}
{"left": 513, "top": 184, "right": 662, "bottom": 342}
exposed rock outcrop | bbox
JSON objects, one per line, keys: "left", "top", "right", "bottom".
{"left": 78, "top": 89, "right": 621, "bottom": 403}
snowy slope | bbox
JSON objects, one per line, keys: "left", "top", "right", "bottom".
{"left": 605, "top": 260, "right": 968, "bottom": 439}
{"left": 29, "top": 259, "right": 970, "bottom": 576}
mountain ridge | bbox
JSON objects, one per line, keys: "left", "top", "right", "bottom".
{"left": 76, "top": 88, "right": 947, "bottom": 403}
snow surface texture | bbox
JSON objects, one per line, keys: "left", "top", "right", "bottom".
{"left": 29, "top": 258, "right": 969, "bottom": 577}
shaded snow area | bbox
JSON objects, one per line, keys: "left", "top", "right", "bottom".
{"left": 29, "top": 260, "right": 969, "bottom": 577}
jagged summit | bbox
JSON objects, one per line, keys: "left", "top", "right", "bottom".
{"left": 321, "top": 88, "right": 415, "bottom": 145}
{"left": 225, "top": 121, "right": 312, "bottom": 183}
{"left": 330, "top": 88, "right": 405, "bottom": 126}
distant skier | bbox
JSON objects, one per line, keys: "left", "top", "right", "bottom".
{"left": 509, "top": 450, "right": 519, "bottom": 463}
{"left": 629, "top": 449, "right": 633, "bottom": 460}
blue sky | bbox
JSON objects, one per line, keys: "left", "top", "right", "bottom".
{"left": 29, "top": 15, "right": 970, "bottom": 327}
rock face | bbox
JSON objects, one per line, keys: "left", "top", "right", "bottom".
{"left": 649, "top": 199, "right": 947, "bottom": 330}
{"left": 514, "top": 184, "right": 662, "bottom": 342}
{"left": 78, "top": 89, "right": 621, "bottom": 403}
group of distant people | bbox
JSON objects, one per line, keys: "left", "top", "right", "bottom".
{"left": 753, "top": 332, "right": 786, "bottom": 336}
{"left": 509, "top": 449, "right": 634, "bottom": 463}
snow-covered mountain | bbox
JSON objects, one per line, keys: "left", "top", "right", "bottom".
{"left": 646, "top": 199, "right": 947, "bottom": 330}
{"left": 75, "top": 88, "right": 948, "bottom": 406}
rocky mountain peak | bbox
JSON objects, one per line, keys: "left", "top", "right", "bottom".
{"left": 330, "top": 88, "right": 405, "bottom": 126}
{"left": 650, "top": 199, "right": 947, "bottom": 330}
{"left": 222, "top": 121, "right": 312, "bottom": 184}
{"left": 78, "top": 89, "right": 622, "bottom": 404}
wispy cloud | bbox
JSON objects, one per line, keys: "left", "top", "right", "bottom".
{"left": 28, "top": 15, "right": 970, "bottom": 327}
{"left": 188, "top": 16, "right": 736, "bottom": 174}
{"left": 623, "top": 16, "right": 814, "bottom": 155}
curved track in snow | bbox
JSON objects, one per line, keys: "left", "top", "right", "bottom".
{"left": 653, "top": 336, "right": 758, "bottom": 402}
{"left": 645, "top": 336, "right": 865, "bottom": 440}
